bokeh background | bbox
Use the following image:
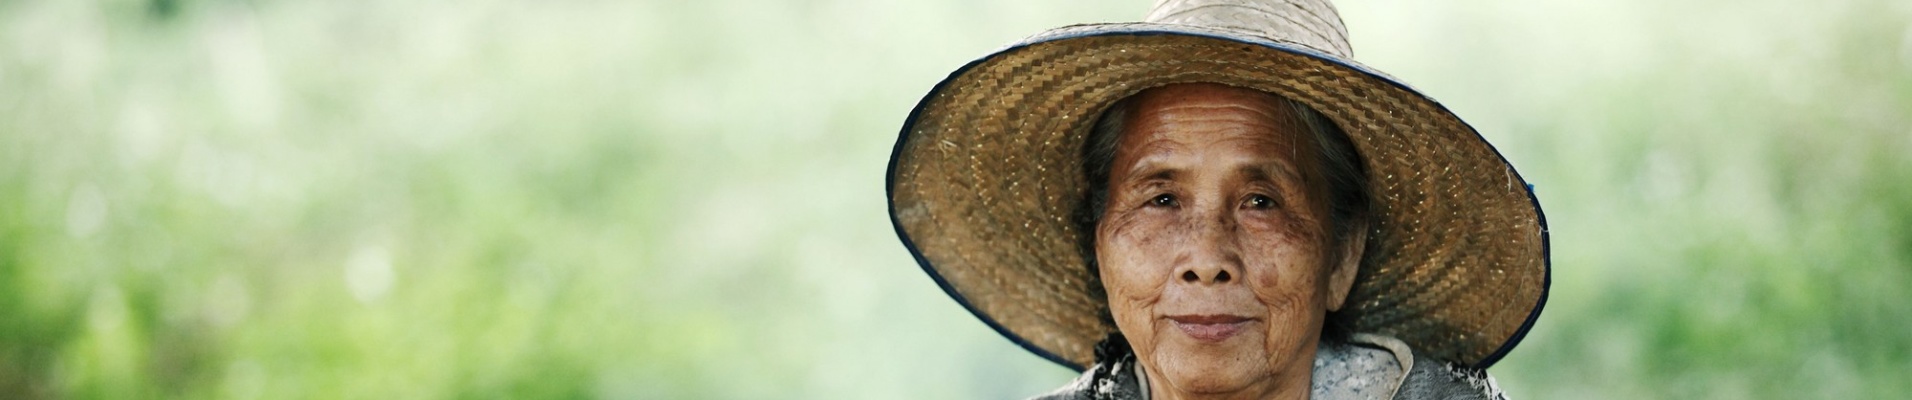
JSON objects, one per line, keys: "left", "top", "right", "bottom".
{"left": 2, "top": 0, "right": 1909, "bottom": 398}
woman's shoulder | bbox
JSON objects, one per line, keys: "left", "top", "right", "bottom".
{"left": 1028, "top": 336, "right": 1148, "bottom": 400}
{"left": 1393, "top": 352, "right": 1507, "bottom": 400}
{"left": 1343, "top": 333, "right": 1508, "bottom": 400}
{"left": 1026, "top": 351, "right": 1145, "bottom": 400}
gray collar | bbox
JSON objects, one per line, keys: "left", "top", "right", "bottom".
{"left": 1033, "top": 334, "right": 1417, "bottom": 400}
{"left": 1130, "top": 333, "right": 1412, "bottom": 400}
{"left": 1306, "top": 333, "right": 1414, "bottom": 399}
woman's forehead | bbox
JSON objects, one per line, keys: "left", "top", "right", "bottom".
{"left": 1112, "top": 84, "right": 1315, "bottom": 181}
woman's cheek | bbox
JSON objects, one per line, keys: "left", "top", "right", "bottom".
{"left": 1239, "top": 215, "right": 1327, "bottom": 315}
{"left": 1098, "top": 210, "right": 1174, "bottom": 301}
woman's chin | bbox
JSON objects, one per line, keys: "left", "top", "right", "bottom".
{"left": 1150, "top": 340, "right": 1270, "bottom": 394}
{"left": 1155, "top": 363, "right": 1262, "bottom": 395}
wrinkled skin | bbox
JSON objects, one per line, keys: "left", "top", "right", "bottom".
{"left": 1095, "top": 83, "right": 1365, "bottom": 400}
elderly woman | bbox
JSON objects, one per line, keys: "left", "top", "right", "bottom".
{"left": 887, "top": 1, "right": 1548, "bottom": 399}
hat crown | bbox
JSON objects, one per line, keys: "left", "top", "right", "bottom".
{"left": 1144, "top": 0, "right": 1354, "bottom": 58}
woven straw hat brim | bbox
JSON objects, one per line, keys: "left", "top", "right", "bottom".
{"left": 887, "top": 22, "right": 1549, "bottom": 371}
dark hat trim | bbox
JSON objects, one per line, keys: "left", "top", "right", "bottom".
{"left": 1471, "top": 184, "right": 1551, "bottom": 369}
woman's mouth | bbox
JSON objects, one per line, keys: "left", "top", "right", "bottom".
{"left": 1168, "top": 315, "right": 1254, "bottom": 342}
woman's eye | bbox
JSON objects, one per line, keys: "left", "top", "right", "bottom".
{"left": 1245, "top": 194, "right": 1277, "bottom": 209}
{"left": 1148, "top": 194, "right": 1178, "bottom": 208}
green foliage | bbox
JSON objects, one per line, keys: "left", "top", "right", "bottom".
{"left": 0, "top": 0, "right": 1907, "bottom": 398}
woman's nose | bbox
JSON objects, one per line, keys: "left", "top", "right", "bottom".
{"left": 1180, "top": 266, "right": 1233, "bottom": 283}
{"left": 1177, "top": 212, "right": 1241, "bottom": 284}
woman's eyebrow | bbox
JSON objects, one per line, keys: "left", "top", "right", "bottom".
{"left": 1119, "top": 154, "right": 1182, "bottom": 182}
{"left": 1113, "top": 164, "right": 1179, "bottom": 194}
{"left": 1236, "top": 163, "right": 1298, "bottom": 184}
{"left": 1141, "top": 168, "right": 1177, "bottom": 182}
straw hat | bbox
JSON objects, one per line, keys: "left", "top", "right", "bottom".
{"left": 885, "top": 0, "right": 1549, "bottom": 371}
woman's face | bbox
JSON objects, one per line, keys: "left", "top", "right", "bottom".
{"left": 1096, "top": 83, "right": 1363, "bottom": 399}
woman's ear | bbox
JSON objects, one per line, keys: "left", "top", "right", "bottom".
{"left": 1325, "top": 222, "right": 1367, "bottom": 312}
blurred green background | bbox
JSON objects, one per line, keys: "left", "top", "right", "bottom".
{"left": 2, "top": 0, "right": 1908, "bottom": 398}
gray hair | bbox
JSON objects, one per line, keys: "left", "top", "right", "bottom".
{"left": 1073, "top": 90, "right": 1371, "bottom": 333}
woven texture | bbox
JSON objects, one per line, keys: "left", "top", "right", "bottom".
{"left": 888, "top": 0, "right": 1547, "bottom": 370}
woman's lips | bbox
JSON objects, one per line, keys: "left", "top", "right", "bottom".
{"left": 1168, "top": 315, "right": 1254, "bottom": 342}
